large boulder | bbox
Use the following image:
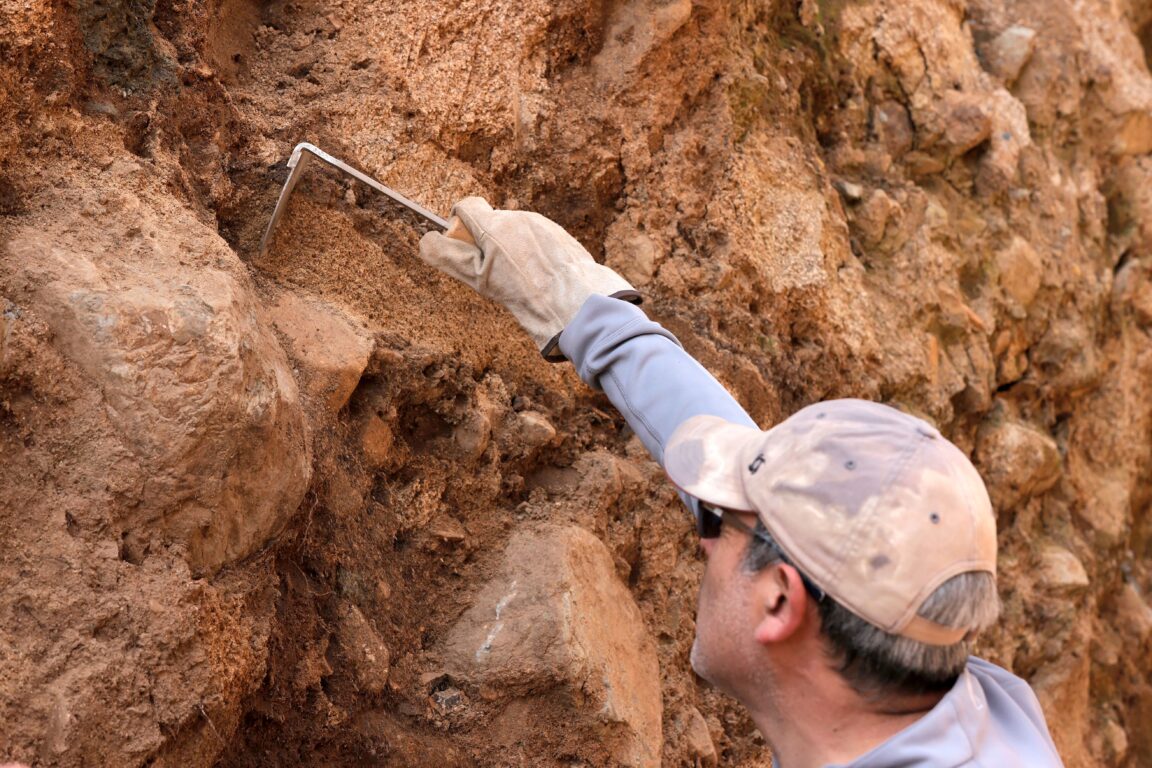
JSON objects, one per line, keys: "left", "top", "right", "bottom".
{"left": 0, "top": 156, "right": 311, "bottom": 765}
{"left": 1, "top": 164, "right": 311, "bottom": 575}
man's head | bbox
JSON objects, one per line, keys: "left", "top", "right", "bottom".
{"left": 665, "top": 400, "right": 1001, "bottom": 698}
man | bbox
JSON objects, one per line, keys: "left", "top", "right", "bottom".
{"left": 419, "top": 199, "right": 1064, "bottom": 767}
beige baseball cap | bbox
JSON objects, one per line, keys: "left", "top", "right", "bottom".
{"left": 664, "top": 399, "right": 997, "bottom": 646}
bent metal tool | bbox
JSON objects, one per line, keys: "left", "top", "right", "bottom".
{"left": 258, "top": 142, "right": 462, "bottom": 256}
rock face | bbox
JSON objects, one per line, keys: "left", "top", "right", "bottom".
{"left": 444, "top": 525, "right": 662, "bottom": 767}
{"left": 2, "top": 0, "right": 1152, "bottom": 764}
{"left": 265, "top": 291, "right": 372, "bottom": 418}
{"left": 2, "top": 171, "right": 312, "bottom": 576}
{"left": 0, "top": 158, "right": 310, "bottom": 765}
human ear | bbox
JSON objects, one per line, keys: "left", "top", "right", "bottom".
{"left": 751, "top": 563, "right": 809, "bottom": 645}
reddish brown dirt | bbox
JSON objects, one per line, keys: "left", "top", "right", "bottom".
{"left": 2, "top": 0, "right": 1152, "bottom": 765}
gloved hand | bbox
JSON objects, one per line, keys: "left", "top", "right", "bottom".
{"left": 418, "top": 197, "right": 640, "bottom": 361}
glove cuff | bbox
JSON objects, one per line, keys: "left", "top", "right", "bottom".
{"left": 539, "top": 290, "right": 644, "bottom": 363}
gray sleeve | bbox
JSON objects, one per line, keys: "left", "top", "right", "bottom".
{"left": 558, "top": 294, "right": 758, "bottom": 466}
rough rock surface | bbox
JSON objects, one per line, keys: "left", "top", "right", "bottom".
{"left": 2, "top": 167, "right": 312, "bottom": 576}
{"left": 1, "top": 0, "right": 1151, "bottom": 765}
{"left": 444, "top": 524, "right": 662, "bottom": 766}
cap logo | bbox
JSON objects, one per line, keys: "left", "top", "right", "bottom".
{"left": 748, "top": 454, "right": 765, "bottom": 474}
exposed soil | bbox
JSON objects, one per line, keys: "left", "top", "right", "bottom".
{"left": 2, "top": 0, "right": 1151, "bottom": 765}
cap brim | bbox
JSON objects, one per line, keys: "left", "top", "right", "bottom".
{"left": 664, "top": 415, "right": 764, "bottom": 511}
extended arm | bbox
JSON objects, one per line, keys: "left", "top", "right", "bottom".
{"left": 559, "top": 294, "right": 756, "bottom": 465}
{"left": 417, "top": 197, "right": 755, "bottom": 478}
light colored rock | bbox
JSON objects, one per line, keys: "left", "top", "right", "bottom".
{"left": 1115, "top": 583, "right": 1152, "bottom": 643}
{"left": 606, "top": 232, "right": 659, "bottom": 286}
{"left": 593, "top": 0, "right": 693, "bottom": 82}
{"left": 515, "top": 410, "right": 556, "bottom": 448}
{"left": 1113, "top": 258, "right": 1152, "bottom": 327}
{"left": 453, "top": 409, "right": 492, "bottom": 459}
{"left": 981, "top": 26, "right": 1037, "bottom": 84}
{"left": 1037, "top": 544, "right": 1090, "bottom": 593}
{"left": 974, "top": 415, "right": 1062, "bottom": 511}
{"left": 1069, "top": 472, "right": 1129, "bottom": 546}
{"left": 1032, "top": 318, "right": 1101, "bottom": 395}
{"left": 996, "top": 236, "right": 1042, "bottom": 312}
{"left": 872, "top": 100, "right": 913, "bottom": 157}
{"left": 978, "top": 89, "right": 1032, "bottom": 195}
{"left": 684, "top": 706, "right": 717, "bottom": 767}
{"left": 1071, "top": 8, "right": 1152, "bottom": 156}
{"left": 453, "top": 386, "right": 496, "bottom": 461}
{"left": 266, "top": 291, "right": 372, "bottom": 416}
{"left": 334, "top": 603, "right": 390, "bottom": 695}
{"left": 444, "top": 524, "right": 662, "bottom": 767}
{"left": 1099, "top": 717, "right": 1129, "bottom": 764}
{"left": 853, "top": 189, "right": 901, "bottom": 247}
{"left": 834, "top": 179, "right": 864, "bottom": 203}
{"left": 430, "top": 514, "right": 467, "bottom": 543}
{"left": 713, "top": 133, "right": 832, "bottom": 292}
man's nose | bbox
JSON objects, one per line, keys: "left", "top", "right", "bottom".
{"left": 699, "top": 537, "right": 716, "bottom": 558}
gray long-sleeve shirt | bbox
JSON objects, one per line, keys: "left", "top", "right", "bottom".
{"left": 559, "top": 294, "right": 1064, "bottom": 768}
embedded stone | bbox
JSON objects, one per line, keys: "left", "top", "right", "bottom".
{"left": 515, "top": 410, "right": 557, "bottom": 449}
{"left": 1115, "top": 583, "right": 1152, "bottom": 643}
{"left": 266, "top": 291, "right": 373, "bottom": 416}
{"left": 834, "top": 179, "right": 864, "bottom": 203}
{"left": 852, "top": 189, "right": 901, "bottom": 246}
{"left": 978, "top": 89, "right": 1032, "bottom": 195}
{"left": 1070, "top": 474, "right": 1128, "bottom": 546}
{"left": 975, "top": 415, "right": 1062, "bottom": 511}
{"left": 3, "top": 190, "right": 311, "bottom": 576}
{"left": 996, "top": 236, "right": 1042, "bottom": 311}
{"left": 334, "top": 603, "right": 390, "bottom": 695}
{"left": 1037, "top": 545, "right": 1090, "bottom": 593}
{"left": 872, "top": 100, "right": 914, "bottom": 157}
{"left": 982, "top": 26, "right": 1037, "bottom": 84}
{"left": 444, "top": 524, "right": 662, "bottom": 767}
{"left": 939, "top": 91, "right": 994, "bottom": 158}
{"left": 606, "top": 231, "right": 660, "bottom": 286}
{"left": 684, "top": 707, "right": 718, "bottom": 767}
{"left": 1032, "top": 319, "right": 1101, "bottom": 395}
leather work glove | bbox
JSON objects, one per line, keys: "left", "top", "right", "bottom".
{"left": 418, "top": 197, "right": 641, "bottom": 361}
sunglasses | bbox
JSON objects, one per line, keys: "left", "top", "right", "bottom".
{"left": 696, "top": 501, "right": 826, "bottom": 602}
{"left": 695, "top": 500, "right": 758, "bottom": 540}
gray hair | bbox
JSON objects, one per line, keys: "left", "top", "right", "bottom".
{"left": 742, "top": 521, "right": 1001, "bottom": 698}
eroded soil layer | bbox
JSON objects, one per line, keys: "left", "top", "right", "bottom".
{"left": 2, "top": 0, "right": 1152, "bottom": 765}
